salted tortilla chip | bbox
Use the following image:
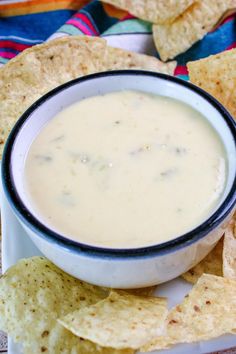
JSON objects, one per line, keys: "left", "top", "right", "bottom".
{"left": 223, "top": 216, "right": 236, "bottom": 279}
{"left": 59, "top": 290, "right": 167, "bottom": 349}
{"left": 153, "top": 0, "right": 235, "bottom": 61}
{"left": 182, "top": 238, "right": 223, "bottom": 283}
{"left": 142, "top": 274, "right": 236, "bottom": 351}
{"left": 188, "top": 48, "right": 236, "bottom": 119}
{"left": 105, "top": 46, "right": 176, "bottom": 74}
{"left": 0, "top": 257, "right": 132, "bottom": 354}
{"left": 73, "top": 341, "right": 133, "bottom": 354}
{"left": 102, "top": 0, "right": 194, "bottom": 24}
{"left": 0, "top": 35, "right": 175, "bottom": 159}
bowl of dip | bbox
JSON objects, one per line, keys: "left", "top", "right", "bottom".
{"left": 2, "top": 71, "right": 236, "bottom": 288}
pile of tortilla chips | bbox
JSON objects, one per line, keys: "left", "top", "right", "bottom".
{"left": 102, "top": 0, "right": 236, "bottom": 61}
{"left": 1, "top": 221, "right": 236, "bottom": 354}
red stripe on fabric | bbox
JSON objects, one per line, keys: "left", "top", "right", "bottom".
{"left": 211, "top": 15, "right": 234, "bottom": 32}
{"left": 226, "top": 42, "right": 236, "bottom": 50}
{"left": 121, "top": 14, "right": 135, "bottom": 21}
{"left": 66, "top": 19, "right": 93, "bottom": 35}
{"left": 74, "top": 13, "right": 99, "bottom": 35}
{"left": 174, "top": 65, "right": 188, "bottom": 76}
{"left": 0, "top": 51, "right": 16, "bottom": 59}
{"left": 221, "top": 14, "right": 235, "bottom": 26}
{"left": 0, "top": 40, "right": 31, "bottom": 51}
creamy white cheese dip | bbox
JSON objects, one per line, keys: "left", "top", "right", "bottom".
{"left": 24, "top": 91, "right": 226, "bottom": 248}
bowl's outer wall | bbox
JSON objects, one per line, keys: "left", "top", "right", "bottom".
{"left": 19, "top": 209, "right": 233, "bottom": 288}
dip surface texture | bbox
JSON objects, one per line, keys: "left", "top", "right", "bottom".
{"left": 24, "top": 91, "right": 226, "bottom": 248}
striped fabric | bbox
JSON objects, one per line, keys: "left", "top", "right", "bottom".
{"left": 0, "top": 0, "right": 236, "bottom": 79}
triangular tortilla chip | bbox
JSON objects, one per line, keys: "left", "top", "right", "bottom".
{"left": 153, "top": 0, "right": 235, "bottom": 61}
{"left": 102, "top": 0, "right": 194, "bottom": 24}
{"left": 105, "top": 46, "right": 175, "bottom": 73}
{"left": 142, "top": 274, "right": 236, "bottom": 351}
{"left": 188, "top": 48, "right": 236, "bottom": 119}
{"left": 59, "top": 290, "right": 167, "bottom": 349}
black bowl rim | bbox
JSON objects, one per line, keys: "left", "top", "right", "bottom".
{"left": 2, "top": 70, "right": 236, "bottom": 259}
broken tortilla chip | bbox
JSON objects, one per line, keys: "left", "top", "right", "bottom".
{"left": 0, "top": 257, "right": 133, "bottom": 354}
{"left": 0, "top": 35, "right": 175, "bottom": 159}
{"left": 153, "top": 0, "right": 235, "bottom": 61}
{"left": 59, "top": 290, "right": 167, "bottom": 350}
{"left": 101, "top": 0, "right": 194, "bottom": 24}
{"left": 223, "top": 216, "right": 236, "bottom": 279}
{"left": 142, "top": 274, "right": 236, "bottom": 351}
{"left": 182, "top": 237, "right": 223, "bottom": 283}
{"left": 188, "top": 48, "right": 236, "bottom": 119}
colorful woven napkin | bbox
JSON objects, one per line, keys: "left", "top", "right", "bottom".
{"left": 0, "top": 0, "right": 236, "bottom": 80}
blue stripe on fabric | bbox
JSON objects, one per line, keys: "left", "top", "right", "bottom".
{"left": 176, "top": 18, "right": 236, "bottom": 65}
{"left": 0, "top": 35, "right": 43, "bottom": 44}
{"left": 0, "top": 47, "right": 19, "bottom": 54}
{"left": 102, "top": 19, "right": 152, "bottom": 36}
{"left": 0, "top": 9, "right": 76, "bottom": 41}
{"left": 176, "top": 75, "right": 189, "bottom": 81}
{"left": 58, "top": 24, "right": 83, "bottom": 36}
{"left": 0, "top": 57, "right": 8, "bottom": 64}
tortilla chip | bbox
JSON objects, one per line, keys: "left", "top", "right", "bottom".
{"left": 0, "top": 256, "right": 133, "bottom": 354}
{"left": 188, "top": 48, "right": 236, "bottom": 119}
{"left": 102, "top": 0, "right": 195, "bottom": 24}
{"left": 0, "top": 35, "right": 175, "bottom": 159}
{"left": 105, "top": 46, "right": 176, "bottom": 74}
{"left": 153, "top": 0, "right": 235, "bottom": 61}
{"left": 59, "top": 290, "right": 167, "bottom": 349}
{"left": 182, "top": 237, "right": 223, "bottom": 283}
{"left": 74, "top": 341, "right": 134, "bottom": 354}
{"left": 142, "top": 274, "right": 236, "bottom": 351}
{"left": 223, "top": 216, "right": 236, "bottom": 279}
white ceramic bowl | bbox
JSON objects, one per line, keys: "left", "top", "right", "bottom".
{"left": 2, "top": 71, "right": 236, "bottom": 288}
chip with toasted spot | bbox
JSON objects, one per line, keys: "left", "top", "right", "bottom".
{"left": 0, "top": 35, "right": 175, "bottom": 159}
{"left": 188, "top": 48, "right": 236, "bottom": 119}
{"left": 102, "top": 0, "right": 195, "bottom": 24}
{"left": 0, "top": 257, "right": 133, "bottom": 354}
{"left": 182, "top": 237, "right": 223, "bottom": 283}
{"left": 59, "top": 290, "right": 167, "bottom": 349}
{"left": 153, "top": 0, "right": 235, "bottom": 61}
{"left": 142, "top": 274, "right": 236, "bottom": 351}
{"left": 223, "top": 215, "right": 236, "bottom": 279}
